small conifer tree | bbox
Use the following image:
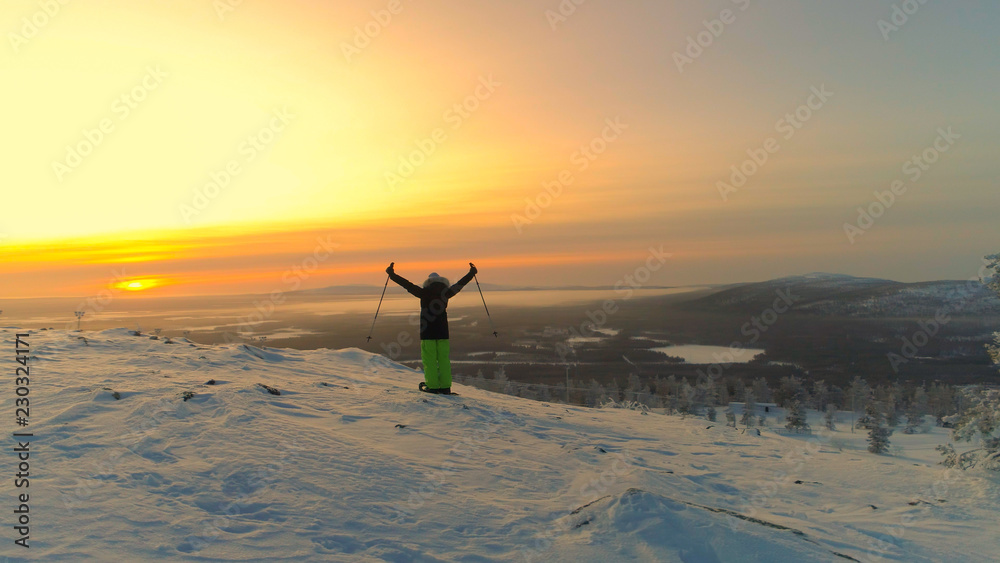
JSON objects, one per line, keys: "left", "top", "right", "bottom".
{"left": 785, "top": 401, "right": 810, "bottom": 432}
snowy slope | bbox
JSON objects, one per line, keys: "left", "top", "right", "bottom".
{"left": 4, "top": 328, "right": 998, "bottom": 562}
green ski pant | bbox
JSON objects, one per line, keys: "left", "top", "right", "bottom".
{"left": 420, "top": 339, "right": 451, "bottom": 389}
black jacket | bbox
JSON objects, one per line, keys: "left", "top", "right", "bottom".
{"left": 389, "top": 270, "right": 476, "bottom": 340}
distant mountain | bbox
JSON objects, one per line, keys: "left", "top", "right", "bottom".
{"left": 285, "top": 273, "right": 999, "bottom": 318}
{"left": 292, "top": 283, "right": 680, "bottom": 296}
{"left": 293, "top": 283, "right": 522, "bottom": 295}
{"left": 679, "top": 273, "right": 1000, "bottom": 318}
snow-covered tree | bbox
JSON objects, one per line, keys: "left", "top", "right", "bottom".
{"left": 927, "top": 383, "right": 956, "bottom": 420}
{"left": 705, "top": 406, "right": 717, "bottom": 422}
{"left": 741, "top": 389, "right": 756, "bottom": 428}
{"left": 725, "top": 409, "right": 736, "bottom": 428}
{"left": 716, "top": 379, "right": 731, "bottom": 406}
{"left": 912, "top": 386, "right": 930, "bottom": 414}
{"left": 642, "top": 391, "right": 663, "bottom": 410}
{"left": 690, "top": 379, "right": 710, "bottom": 413}
{"left": 586, "top": 379, "right": 605, "bottom": 407}
{"left": 826, "top": 385, "right": 846, "bottom": 411}
{"left": 752, "top": 378, "right": 772, "bottom": 404}
{"left": 936, "top": 443, "right": 960, "bottom": 468}
{"left": 473, "top": 369, "right": 487, "bottom": 389}
{"left": 776, "top": 375, "right": 807, "bottom": 407}
{"left": 885, "top": 402, "right": 900, "bottom": 428}
{"left": 663, "top": 375, "right": 679, "bottom": 397}
{"left": 868, "top": 424, "right": 892, "bottom": 454}
{"left": 699, "top": 375, "right": 718, "bottom": 408}
{"left": 904, "top": 402, "right": 925, "bottom": 434}
{"left": 824, "top": 404, "right": 837, "bottom": 431}
{"left": 607, "top": 379, "right": 622, "bottom": 404}
{"left": 847, "top": 376, "right": 871, "bottom": 413}
{"left": 856, "top": 399, "right": 880, "bottom": 431}
{"left": 863, "top": 403, "right": 892, "bottom": 454}
{"left": 624, "top": 373, "right": 643, "bottom": 403}
{"left": 811, "top": 380, "right": 830, "bottom": 411}
{"left": 664, "top": 393, "right": 678, "bottom": 416}
{"left": 942, "top": 386, "right": 1000, "bottom": 470}
{"left": 785, "top": 401, "right": 810, "bottom": 432}
{"left": 677, "top": 381, "right": 693, "bottom": 415}
{"left": 985, "top": 252, "right": 1000, "bottom": 363}
{"left": 877, "top": 384, "right": 901, "bottom": 427}
{"left": 938, "top": 254, "right": 1000, "bottom": 469}
{"left": 492, "top": 366, "right": 511, "bottom": 394}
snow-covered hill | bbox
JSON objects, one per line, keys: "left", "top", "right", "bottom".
{"left": 683, "top": 274, "right": 1000, "bottom": 318}
{"left": 5, "top": 328, "right": 998, "bottom": 562}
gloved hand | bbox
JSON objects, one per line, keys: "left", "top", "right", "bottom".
{"left": 469, "top": 262, "right": 478, "bottom": 276}
{"left": 386, "top": 262, "right": 395, "bottom": 275}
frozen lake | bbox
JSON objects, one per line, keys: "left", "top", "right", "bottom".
{"left": 653, "top": 344, "right": 765, "bottom": 364}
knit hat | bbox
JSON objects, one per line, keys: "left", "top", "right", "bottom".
{"left": 423, "top": 273, "right": 450, "bottom": 288}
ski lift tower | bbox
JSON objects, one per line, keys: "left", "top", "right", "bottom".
{"left": 74, "top": 311, "right": 85, "bottom": 331}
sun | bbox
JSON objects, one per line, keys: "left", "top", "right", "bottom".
{"left": 114, "top": 278, "right": 167, "bottom": 292}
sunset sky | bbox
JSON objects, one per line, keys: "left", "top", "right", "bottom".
{"left": 2, "top": 0, "right": 998, "bottom": 298}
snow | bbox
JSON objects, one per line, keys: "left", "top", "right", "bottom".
{"left": 8, "top": 327, "right": 999, "bottom": 562}
{"left": 590, "top": 328, "right": 620, "bottom": 337}
{"left": 566, "top": 336, "right": 605, "bottom": 344}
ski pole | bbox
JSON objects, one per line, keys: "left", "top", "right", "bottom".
{"left": 471, "top": 262, "right": 498, "bottom": 338}
{"left": 367, "top": 266, "right": 391, "bottom": 343}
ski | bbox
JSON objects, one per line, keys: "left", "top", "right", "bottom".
{"left": 418, "top": 382, "right": 459, "bottom": 396}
